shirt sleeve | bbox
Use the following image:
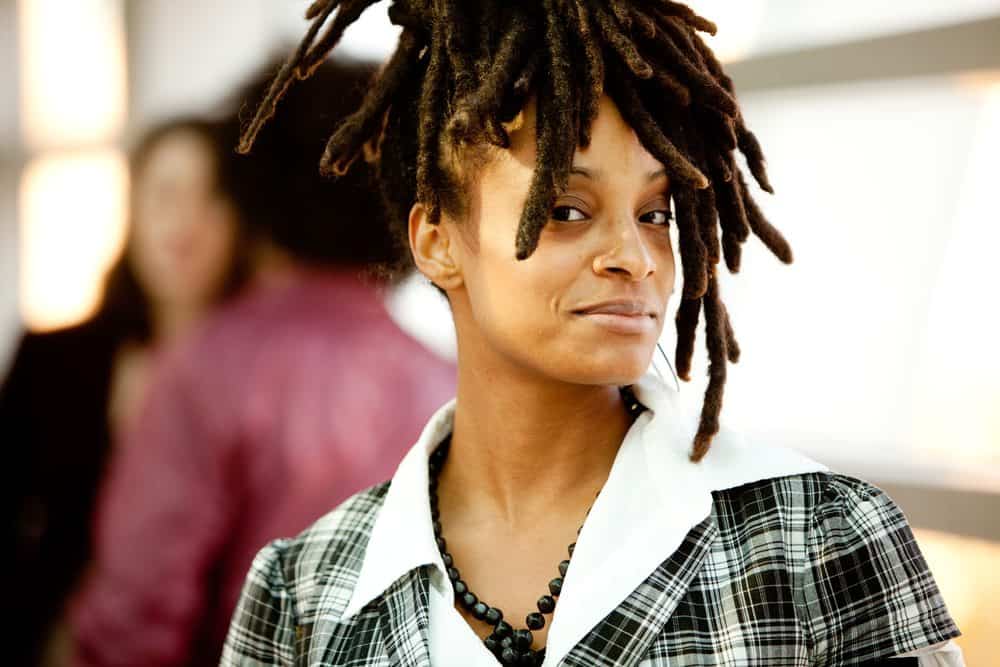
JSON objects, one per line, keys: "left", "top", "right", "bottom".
{"left": 800, "top": 475, "right": 962, "bottom": 666}
{"left": 69, "top": 350, "right": 235, "bottom": 666}
{"left": 221, "top": 541, "right": 299, "bottom": 666}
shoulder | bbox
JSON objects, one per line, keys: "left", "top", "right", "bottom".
{"left": 246, "top": 482, "right": 391, "bottom": 618}
{"left": 710, "top": 470, "right": 920, "bottom": 551}
{"left": 712, "top": 470, "right": 888, "bottom": 519}
{"left": 710, "top": 472, "right": 961, "bottom": 661}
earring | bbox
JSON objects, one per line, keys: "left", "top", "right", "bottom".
{"left": 654, "top": 342, "right": 681, "bottom": 392}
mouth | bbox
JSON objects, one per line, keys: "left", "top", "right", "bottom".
{"left": 571, "top": 300, "right": 658, "bottom": 335}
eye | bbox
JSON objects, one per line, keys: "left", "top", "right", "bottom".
{"left": 551, "top": 205, "right": 588, "bottom": 222}
{"left": 639, "top": 209, "right": 673, "bottom": 226}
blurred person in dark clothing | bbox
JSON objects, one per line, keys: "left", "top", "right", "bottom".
{"left": 68, "top": 58, "right": 456, "bottom": 667}
{"left": 1, "top": 118, "right": 250, "bottom": 666}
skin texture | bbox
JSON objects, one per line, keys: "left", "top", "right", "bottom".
{"left": 409, "top": 95, "right": 676, "bottom": 649}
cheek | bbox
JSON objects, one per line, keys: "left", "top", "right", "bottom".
{"left": 187, "top": 207, "right": 238, "bottom": 283}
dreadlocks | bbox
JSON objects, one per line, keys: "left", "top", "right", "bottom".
{"left": 238, "top": 0, "right": 793, "bottom": 463}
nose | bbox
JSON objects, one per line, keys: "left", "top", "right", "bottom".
{"left": 592, "top": 216, "right": 656, "bottom": 281}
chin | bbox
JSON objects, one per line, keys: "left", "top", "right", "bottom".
{"left": 553, "top": 345, "right": 655, "bottom": 387}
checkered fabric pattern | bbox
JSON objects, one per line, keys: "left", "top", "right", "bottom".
{"left": 221, "top": 473, "right": 959, "bottom": 666}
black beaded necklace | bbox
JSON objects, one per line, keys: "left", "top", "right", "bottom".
{"left": 427, "top": 386, "right": 645, "bottom": 667}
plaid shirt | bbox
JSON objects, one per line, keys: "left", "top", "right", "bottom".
{"left": 222, "top": 376, "right": 960, "bottom": 666}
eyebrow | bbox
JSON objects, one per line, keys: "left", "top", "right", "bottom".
{"left": 569, "top": 165, "right": 669, "bottom": 183}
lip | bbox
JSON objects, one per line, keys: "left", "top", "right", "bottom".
{"left": 571, "top": 299, "right": 658, "bottom": 335}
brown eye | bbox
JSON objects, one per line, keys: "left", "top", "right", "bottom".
{"left": 639, "top": 209, "right": 673, "bottom": 226}
{"left": 551, "top": 205, "right": 588, "bottom": 222}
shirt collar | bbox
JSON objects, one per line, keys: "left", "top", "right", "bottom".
{"left": 341, "top": 372, "right": 827, "bottom": 650}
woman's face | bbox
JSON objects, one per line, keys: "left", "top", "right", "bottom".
{"left": 418, "top": 94, "right": 676, "bottom": 387}
{"left": 130, "top": 129, "right": 239, "bottom": 311}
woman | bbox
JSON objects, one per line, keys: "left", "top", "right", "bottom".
{"left": 2, "top": 117, "right": 248, "bottom": 666}
{"left": 222, "top": 2, "right": 963, "bottom": 665}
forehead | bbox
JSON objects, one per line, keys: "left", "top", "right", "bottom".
{"left": 500, "top": 94, "right": 664, "bottom": 182}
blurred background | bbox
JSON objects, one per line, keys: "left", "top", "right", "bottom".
{"left": 1, "top": 0, "right": 997, "bottom": 664}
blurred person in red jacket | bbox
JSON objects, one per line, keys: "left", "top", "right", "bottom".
{"left": 68, "top": 58, "right": 456, "bottom": 667}
{"left": 2, "top": 117, "right": 250, "bottom": 667}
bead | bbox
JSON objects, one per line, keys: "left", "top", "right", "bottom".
{"left": 537, "top": 595, "right": 555, "bottom": 613}
{"left": 461, "top": 591, "right": 477, "bottom": 608}
{"left": 430, "top": 506, "right": 440, "bottom": 521}
{"left": 446, "top": 566, "right": 460, "bottom": 581}
{"left": 436, "top": 537, "right": 447, "bottom": 551}
{"left": 548, "top": 577, "right": 563, "bottom": 596}
{"left": 484, "top": 607, "right": 503, "bottom": 624}
{"left": 441, "top": 552, "right": 452, "bottom": 567}
{"left": 535, "top": 648, "right": 546, "bottom": 666}
{"left": 500, "top": 635, "right": 514, "bottom": 649}
{"left": 558, "top": 559, "right": 570, "bottom": 577}
{"left": 484, "top": 636, "right": 499, "bottom": 653}
{"left": 501, "top": 648, "right": 518, "bottom": 665}
{"left": 513, "top": 629, "right": 533, "bottom": 650}
{"left": 518, "top": 651, "right": 536, "bottom": 666}
{"left": 525, "top": 612, "right": 545, "bottom": 630}
{"left": 453, "top": 580, "right": 467, "bottom": 595}
{"left": 494, "top": 620, "right": 513, "bottom": 638}
{"left": 472, "top": 601, "right": 489, "bottom": 620}
{"left": 567, "top": 542, "right": 575, "bottom": 556}
{"left": 432, "top": 520, "right": 442, "bottom": 535}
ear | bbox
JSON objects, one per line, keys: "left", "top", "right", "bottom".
{"left": 409, "top": 202, "right": 465, "bottom": 291}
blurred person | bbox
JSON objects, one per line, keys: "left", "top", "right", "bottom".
{"left": 221, "top": 2, "right": 964, "bottom": 666}
{"left": 68, "top": 57, "right": 455, "bottom": 667}
{"left": 1, "top": 118, "right": 249, "bottom": 666}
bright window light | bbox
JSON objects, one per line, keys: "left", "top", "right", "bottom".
{"left": 18, "top": 0, "right": 127, "bottom": 149}
{"left": 19, "top": 150, "right": 128, "bottom": 331}
{"left": 712, "top": 74, "right": 1000, "bottom": 491}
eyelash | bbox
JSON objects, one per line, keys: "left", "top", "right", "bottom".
{"left": 551, "top": 205, "right": 674, "bottom": 226}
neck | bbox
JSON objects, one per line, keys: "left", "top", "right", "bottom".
{"left": 442, "top": 352, "right": 634, "bottom": 529}
{"left": 150, "top": 301, "right": 203, "bottom": 343}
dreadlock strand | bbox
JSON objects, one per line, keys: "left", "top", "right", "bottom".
{"left": 300, "top": 0, "right": 382, "bottom": 76}
{"left": 738, "top": 171, "right": 793, "bottom": 263}
{"left": 513, "top": 50, "right": 540, "bottom": 98}
{"left": 305, "top": 0, "right": 340, "bottom": 20}
{"left": 415, "top": 15, "right": 449, "bottom": 225}
{"left": 721, "top": 230, "right": 743, "bottom": 273}
{"left": 736, "top": 125, "right": 774, "bottom": 194}
{"left": 692, "top": 187, "right": 719, "bottom": 268}
{"left": 673, "top": 187, "right": 710, "bottom": 300}
{"left": 590, "top": 1, "right": 654, "bottom": 79}
{"left": 569, "top": 0, "right": 605, "bottom": 147}
{"left": 515, "top": 63, "right": 562, "bottom": 259}
{"left": 608, "top": 74, "right": 709, "bottom": 189}
{"left": 674, "top": 297, "right": 701, "bottom": 381}
{"left": 320, "top": 30, "right": 422, "bottom": 175}
{"left": 652, "top": 70, "right": 693, "bottom": 107}
{"left": 441, "top": 0, "right": 476, "bottom": 99}
{"left": 447, "top": 10, "right": 531, "bottom": 148}
{"left": 673, "top": 122, "right": 725, "bottom": 268}
{"left": 691, "top": 272, "right": 728, "bottom": 462}
{"left": 607, "top": 0, "right": 633, "bottom": 28}
{"left": 475, "top": 1, "right": 501, "bottom": 80}
{"left": 721, "top": 302, "right": 740, "bottom": 363}
{"left": 629, "top": 7, "right": 658, "bottom": 39}
{"left": 656, "top": 0, "right": 718, "bottom": 35}
{"left": 238, "top": 1, "right": 341, "bottom": 153}
{"left": 642, "top": 15, "right": 738, "bottom": 118}
{"left": 542, "top": 0, "right": 579, "bottom": 190}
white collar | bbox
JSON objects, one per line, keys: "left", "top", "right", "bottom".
{"left": 341, "top": 372, "right": 827, "bottom": 663}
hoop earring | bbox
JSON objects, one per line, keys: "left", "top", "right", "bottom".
{"left": 654, "top": 342, "right": 681, "bottom": 393}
